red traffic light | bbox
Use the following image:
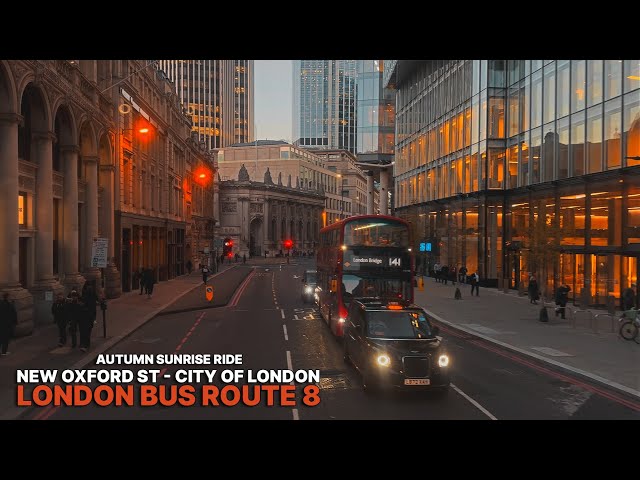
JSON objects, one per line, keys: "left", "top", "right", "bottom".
{"left": 224, "top": 240, "right": 233, "bottom": 247}
{"left": 284, "top": 239, "right": 293, "bottom": 249}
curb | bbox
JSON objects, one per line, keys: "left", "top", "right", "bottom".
{"left": 421, "top": 306, "right": 640, "bottom": 402}
{"left": 4, "top": 265, "right": 238, "bottom": 421}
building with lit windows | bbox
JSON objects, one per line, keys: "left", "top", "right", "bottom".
{"left": 159, "top": 60, "right": 254, "bottom": 149}
{"left": 293, "top": 60, "right": 357, "bottom": 154}
{"left": 356, "top": 60, "right": 396, "bottom": 215}
{"left": 0, "top": 60, "right": 217, "bottom": 334}
{"left": 216, "top": 140, "right": 343, "bottom": 225}
{"left": 386, "top": 60, "right": 640, "bottom": 308}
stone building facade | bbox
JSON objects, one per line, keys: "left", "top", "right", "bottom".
{"left": 0, "top": 60, "right": 216, "bottom": 334}
{"left": 219, "top": 165, "right": 325, "bottom": 257}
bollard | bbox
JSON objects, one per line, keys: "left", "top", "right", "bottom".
{"left": 100, "top": 299, "right": 107, "bottom": 338}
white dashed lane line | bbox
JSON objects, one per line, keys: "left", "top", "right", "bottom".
{"left": 451, "top": 383, "right": 498, "bottom": 420}
{"left": 283, "top": 324, "right": 289, "bottom": 341}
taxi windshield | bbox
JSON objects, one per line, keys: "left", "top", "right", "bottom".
{"left": 365, "top": 310, "right": 434, "bottom": 339}
{"left": 305, "top": 272, "right": 317, "bottom": 284}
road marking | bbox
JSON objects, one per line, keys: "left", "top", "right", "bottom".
{"left": 530, "top": 346, "right": 574, "bottom": 357}
{"left": 283, "top": 324, "right": 289, "bottom": 341}
{"left": 423, "top": 306, "right": 640, "bottom": 402}
{"left": 286, "top": 350, "right": 293, "bottom": 370}
{"left": 294, "top": 314, "right": 299, "bottom": 320}
{"left": 281, "top": 309, "right": 285, "bottom": 319}
{"left": 451, "top": 383, "right": 498, "bottom": 420}
{"left": 292, "top": 408, "right": 300, "bottom": 420}
{"left": 462, "top": 324, "right": 505, "bottom": 335}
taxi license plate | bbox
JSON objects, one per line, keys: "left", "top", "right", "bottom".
{"left": 404, "top": 379, "right": 430, "bottom": 386}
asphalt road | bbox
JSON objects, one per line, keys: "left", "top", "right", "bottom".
{"left": 22, "top": 259, "right": 640, "bottom": 420}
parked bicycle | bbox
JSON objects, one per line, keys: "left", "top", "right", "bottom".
{"left": 618, "top": 309, "right": 640, "bottom": 344}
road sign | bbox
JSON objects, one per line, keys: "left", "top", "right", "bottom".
{"left": 205, "top": 285, "right": 214, "bottom": 302}
{"left": 91, "top": 237, "right": 109, "bottom": 268}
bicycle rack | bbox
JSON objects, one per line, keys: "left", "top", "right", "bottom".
{"left": 569, "top": 308, "right": 593, "bottom": 329}
{"left": 592, "top": 313, "right": 616, "bottom": 334}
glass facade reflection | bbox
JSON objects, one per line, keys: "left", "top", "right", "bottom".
{"left": 293, "top": 60, "right": 357, "bottom": 154}
{"left": 388, "top": 60, "right": 640, "bottom": 307}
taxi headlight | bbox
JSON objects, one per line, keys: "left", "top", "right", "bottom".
{"left": 438, "top": 354, "right": 450, "bottom": 368}
{"left": 338, "top": 317, "right": 345, "bottom": 323}
{"left": 305, "top": 286, "right": 313, "bottom": 293}
{"left": 376, "top": 354, "right": 391, "bottom": 367}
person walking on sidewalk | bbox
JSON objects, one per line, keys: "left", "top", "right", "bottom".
{"left": 528, "top": 275, "right": 539, "bottom": 304}
{"left": 434, "top": 263, "right": 441, "bottom": 282}
{"left": 470, "top": 271, "right": 480, "bottom": 296}
{"left": 66, "top": 290, "right": 83, "bottom": 349}
{"left": 186, "top": 260, "right": 192, "bottom": 275}
{"left": 622, "top": 283, "right": 636, "bottom": 311}
{"left": 441, "top": 265, "right": 449, "bottom": 285}
{"left": 137, "top": 267, "right": 146, "bottom": 295}
{"left": 145, "top": 268, "right": 156, "bottom": 299}
{"left": 202, "top": 265, "right": 210, "bottom": 285}
{"left": 459, "top": 265, "right": 468, "bottom": 284}
{"left": 0, "top": 293, "right": 17, "bottom": 356}
{"left": 555, "top": 284, "right": 571, "bottom": 319}
{"left": 51, "top": 293, "right": 68, "bottom": 347}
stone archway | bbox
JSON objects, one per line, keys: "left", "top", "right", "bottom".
{"left": 0, "top": 62, "right": 36, "bottom": 336}
{"left": 249, "top": 217, "right": 263, "bottom": 257}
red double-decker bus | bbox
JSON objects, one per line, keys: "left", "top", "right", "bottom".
{"left": 316, "top": 214, "right": 415, "bottom": 337}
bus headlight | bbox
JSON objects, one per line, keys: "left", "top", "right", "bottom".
{"left": 338, "top": 317, "right": 345, "bottom": 323}
{"left": 377, "top": 354, "right": 391, "bottom": 367}
{"left": 438, "top": 354, "right": 450, "bottom": 367}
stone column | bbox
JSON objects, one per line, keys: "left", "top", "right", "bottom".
{"left": 138, "top": 227, "right": 143, "bottom": 270}
{"left": 99, "top": 164, "right": 121, "bottom": 298}
{"left": 82, "top": 156, "right": 101, "bottom": 291}
{"left": 380, "top": 168, "right": 389, "bottom": 215}
{"left": 366, "top": 171, "right": 375, "bottom": 215}
{"left": 62, "top": 145, "right": 84, "bottom": 292}
{"left": 263, "top": 199, "right": 270, "bottom": 252}
{"left": 31, "top": 131, "right": 64, "bottom": 325}
{"left": 0, "top": 114, "right": 34, "bottom": 335}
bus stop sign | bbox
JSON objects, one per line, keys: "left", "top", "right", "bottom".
{"left": 205, "top": 285, "right": 214, "bottom": 302}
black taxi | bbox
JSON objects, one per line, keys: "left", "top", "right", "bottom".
{"left": 343, "top": 298, "right": 451, "bottom": 394}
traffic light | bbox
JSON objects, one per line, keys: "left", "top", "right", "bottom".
{"left": 223, "top": 237, "right": 233, "bottom": 257}
{"left": 284, "top": 239, "right": 293, "bottom": 250}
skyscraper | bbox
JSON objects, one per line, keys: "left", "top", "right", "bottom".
{"left": 160, "top": 60, "right": 254, "bottom": 149}
{"left": 293, "top": 60, "right": 357, "bottom": 154}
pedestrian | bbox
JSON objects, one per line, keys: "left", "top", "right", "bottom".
{"left": 186, "top": 260, "right": 192, "bottom": 274}
{"left": 243, "top": 254, "right": 246, "bottom": 264}
{"left": 528, "top": 274, "right": 539, "bottom": 304}
{"left": 450, "top": 266, "right": 457, "bottom": 286}
{"left": 470, "top": 271, "right": 480, "bottom": 296}
{"left": 82, "top": 282, "right": 98, "bottom": 327}
{"left": 434, "top": 262, "right": 441, "bottom": 282}
{"left": 138, "top": 267, "right": 145, "bottom": 295}
{"left": 146, "top": 268, "right": 156, "bottom": 299}
{"left": 459, "top": 265, "right": 468, "bottom": 284}
{"left": 555, "top": 284, "right": 571, "bottom": 319}
{"left": 0, "top": 292, "right": 18, "bottom": 356}
{"left": 202, "top": 265, "right": 210, "bottom": 284}
{"left": 66, "top": 290, "right": 82, "bottom": 349}
{"left": 622, "top": 283, "right": 636, "bottom": 311}
{"left": 51, "top": 293, "right": 68, "bottom": 347}
{"left": 441, "top": 265, "right": 449, "bottom": 285}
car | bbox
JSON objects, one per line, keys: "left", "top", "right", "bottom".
{"left": 301, "top": 270, "right": 318, "bottom": 303}
{"left": 343, "top": 298, "right": 451, "bottom": 394}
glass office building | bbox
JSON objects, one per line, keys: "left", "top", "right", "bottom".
{"left": 386, "top": 60, "right": 640, "bottom": 307}
{"left": 293, "top": 60, "right": 357, "bottom": 154}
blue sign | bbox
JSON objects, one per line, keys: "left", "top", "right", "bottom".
{"left": 419, "top": 242, "right": 432, "bottom": 252}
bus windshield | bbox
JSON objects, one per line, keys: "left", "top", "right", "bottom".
{"left": 344, "top": 219, "right": 409, "bottom": 248}
{"left": 340, "top": 274, "right": 411, "bottom": 306}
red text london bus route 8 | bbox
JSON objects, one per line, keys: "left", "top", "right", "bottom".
{"left": 316, "top": 214, "right": 415, "bottom": 337}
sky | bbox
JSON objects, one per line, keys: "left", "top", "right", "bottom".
{"left": 254, "top": 60, "right": 292, "bottom": 143}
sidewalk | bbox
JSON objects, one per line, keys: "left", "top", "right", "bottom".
{"left": 0, "top": 264, "right": 235, "bottom": 420}
{"left": 415, "top": 277, "right": 640, "bottom": 399}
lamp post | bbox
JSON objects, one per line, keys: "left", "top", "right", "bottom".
{"left": 458, "top": 192, "right": 467, "bottom": 272}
